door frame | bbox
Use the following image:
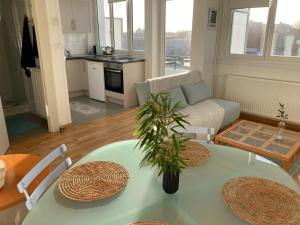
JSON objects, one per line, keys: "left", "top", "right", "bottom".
{"left": 30, "top": 0, "right": 72, "bottom": 132}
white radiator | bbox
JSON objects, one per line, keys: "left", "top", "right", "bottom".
{"left": 225, "top": 75, "right": 300, "bottom": 124}
{"left": 31, "top": 68, "right": 47, "bottom": 119}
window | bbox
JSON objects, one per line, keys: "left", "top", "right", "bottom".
{"left": 132, "top": 0, "right": 145, "bottom": 51}
{"left": 113, "top": 1, "right": 128, "bottom": 50}
{"left": 165, "top": 0, "right": 194, "bottom": 75}
{"left": 97, "top": 0, "right": 111, "bottom": 47}
{"left": 226, "top": 0, "right": 300, "bottom": 60}
{"left": 97, "top": 0, "right": 145, "bottom": 52}
{"left": 271, "top": 0, "right": 300, "bottom": 57}
{"left": 230, "top": 7, "right": 269, "bottom": 56}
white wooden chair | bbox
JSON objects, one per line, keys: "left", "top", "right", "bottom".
{"left": 17, "top": 144, "right": 72, "bottom": 210}
{"left": 174, "top": 126, "right": 215, "bottom": 144}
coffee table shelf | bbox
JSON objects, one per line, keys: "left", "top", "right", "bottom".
{"left": 215, "top": 120, "right": 300, "bottom": 170}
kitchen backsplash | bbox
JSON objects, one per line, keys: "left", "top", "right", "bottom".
{"left": 64, "top": 33, "right": 88, "bottom": 55}
{"left": 63, "top": 32, "right": 97, "bottom": 55}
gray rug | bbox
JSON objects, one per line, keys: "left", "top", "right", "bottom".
{"left": 70, "top": 101, "right": 105, "bottom": 115}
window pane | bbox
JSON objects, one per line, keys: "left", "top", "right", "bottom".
{"left": 97, "top": 0, "right": 111, "bottom": 47}
{"left": 113, "top": 1, "right": 128, "bottom": 50}
{"left": 133, "top": 0, "right": 145, "bottom": 51}
{"left": 271, "top": 0, "right": 300, "bottom": 57}
{"left": 165, "top": 0, "right": 193, "bottom": 75}
{"left": 230, "top": 7, "right": 268, "bottom": 56}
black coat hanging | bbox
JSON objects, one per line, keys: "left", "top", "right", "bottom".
{"left": 21, "top": 15, "right": 35, "bottom": 77}
{"left": 32, "top": 25, "right": 39, "bottom": 58}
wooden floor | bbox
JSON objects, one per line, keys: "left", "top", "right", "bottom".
{"left": 7, "top": 108, "right": 138, "bottom": 163}
{"left": 7, "top": 108, "right": 300, "bottom": 184}
{"left": 7, "top": 110, "right": 300, "bottom": 162}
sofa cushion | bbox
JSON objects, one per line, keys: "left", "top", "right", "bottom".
{"left": 212, "top": 98, "right": 240, "bottom": 129}
{"left": 182, "top": 81, "right": 213, "bottom": 105}
{"left": 167, "top": 86, "right": 188, "bottom": 109}
{"left": 178, "top": 99, "right": 225, "bottom": 139}
{"left": 135, "top": 81, "right": 150, "bottom": 106}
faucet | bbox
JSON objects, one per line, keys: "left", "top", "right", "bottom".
{"left": 65, "top": 48, "right": 71, "bottom": 57}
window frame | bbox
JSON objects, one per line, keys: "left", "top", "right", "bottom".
{"left": 222, "top": 0, "right": 300, "bottom": 63}
{"left": 131, "top": 0, "right": 146, "bottom": 53}
{"left": 163, "top": 0, "right": 194, "bottom": 75}
{"left": 98, "top": 0, "right": 145, "bottom": 55}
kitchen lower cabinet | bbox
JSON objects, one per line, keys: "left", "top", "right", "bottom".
{"left": 87, "top": 62, "right": 105, "bottom": 101}
{"left": 65, "top": 60, "right": 87, "bottom": 92}
{"left": 105, "top": 61, "right": 145, "bottom": 108}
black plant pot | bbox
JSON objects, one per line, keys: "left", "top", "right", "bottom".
{"left": 162, "top": 171, "right": 179, "bottom": 194}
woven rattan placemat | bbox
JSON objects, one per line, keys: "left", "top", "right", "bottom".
{"left": 59, "top": 161, "right": 129, "bottom": 202}
{"left": 128, "top": 221, "right": 171, "bottom": 225}
{"left": 222, "top": 176, "right": 300, "bottom": 225}
{"left": 180, "top": 141, "right": 210, "bottom": 167}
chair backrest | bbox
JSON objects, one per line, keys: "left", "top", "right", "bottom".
{"left": 174, "top": 126, "right": 215, "bottom": 144}
{"left": 17, "top": 144, "right": 72, "bottom": 210}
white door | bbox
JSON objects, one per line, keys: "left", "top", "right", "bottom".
{"left": 87, "top": 62, "right": 105, "bottom": 101}
{"left": 0, "top": 97, "right": 9, "bottom": 155}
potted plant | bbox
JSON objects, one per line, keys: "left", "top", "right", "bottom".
{"left": 276, "top": 102, "right": 288, "bottom": 140}
{"left": 134, "top": 92, "right": 190, "bottom": 194}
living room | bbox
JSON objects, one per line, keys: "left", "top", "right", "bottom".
{"left": 0, "top": 0, "right": 299, "bottom": 225}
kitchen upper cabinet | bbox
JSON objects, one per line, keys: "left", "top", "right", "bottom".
{"left": 65, "top": 60, "right": 87, "bottom": 92}
{"left": 72, "top": 0, "right": 91, "bottom": 32}
{"left": 87, "top": 62, "right": 105, "bottom": 101}
{"left": 59, "top": 0, "right": 73, "bottom": 33}
{"left": 59, "top": 0, "right": 91, "bottom": 33}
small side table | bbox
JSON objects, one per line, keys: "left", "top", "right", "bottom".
{"left": 0, "top": 154, "right": 50, "bottom": 210}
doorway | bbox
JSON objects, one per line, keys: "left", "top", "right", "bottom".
{"left": 0, "top": 0, "right": 48, "bottom": 142}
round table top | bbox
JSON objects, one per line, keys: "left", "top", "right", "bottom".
{"left": 22, "top": 140, "right": 300, "bottom": 225}
{"left": 0, "top": 154, "right": 49, "bottom": 210}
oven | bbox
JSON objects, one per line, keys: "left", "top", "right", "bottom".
{"left": 104, "top": 62, "right": 124, "bottom": 94}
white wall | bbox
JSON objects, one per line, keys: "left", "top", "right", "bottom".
{"left": 191, "top": 0, "right": 220, "bottom": 90}
{"left": 212, "top": 0, "right": 300, "bottom": 123}
{"left": 215, "top": 0, "right": 300, "bottom": 99}
{"left": 0, "top": 0, "right": 27, "bottom": 105}
{"left": 0, "top": 25, "right": 13, "bottom": 103}
{"left": 144, "top": 0, "right": 164, "bottom": 79}
{"left": 0, "top": 97, "right": 9, "bottom": 154}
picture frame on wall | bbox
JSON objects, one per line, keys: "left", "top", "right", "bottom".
{"left": 208, "top": 8, "right": 218, "bottom": 29}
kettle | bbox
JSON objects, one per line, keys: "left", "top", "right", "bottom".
{"left": 103, "top": 46, "right": 115, "bottom": 55}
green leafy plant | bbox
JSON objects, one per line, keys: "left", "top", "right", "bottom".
{"left": 276, "top": 102, "right": 288, "bottom": 121}
{"left": 134, "top": 92, "right": 190, "bottom": 176}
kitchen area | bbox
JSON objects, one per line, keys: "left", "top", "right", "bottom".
{"left": 60, "top": 0, "right": 145, "bottom": 124}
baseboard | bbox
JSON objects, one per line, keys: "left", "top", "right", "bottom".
{"left": 69, "top": 90, "right": 88, "bottom": 99}
{"left": 3, "top": 103, "right": 31, "bottom": 117}
{"left": 64, "top": 123, "right": 73, "bottom": 129}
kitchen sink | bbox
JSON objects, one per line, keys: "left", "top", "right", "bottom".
{"left": 67, "top": 54, "right": 141, "bottom": 63}
{"left": 95, "top": 55, "right": 134, "bottom": 60}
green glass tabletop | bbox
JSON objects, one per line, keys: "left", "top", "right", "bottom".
{"left": 22, "top": 140, "right": 300, "bottom": 225}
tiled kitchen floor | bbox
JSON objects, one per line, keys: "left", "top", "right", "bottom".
{"left": 69, "top": 96, "right": 125, "bottom": 125}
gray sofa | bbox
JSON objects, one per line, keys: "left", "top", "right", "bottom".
{"left": 135, "top": 71, "right": 240, "bottom": 132}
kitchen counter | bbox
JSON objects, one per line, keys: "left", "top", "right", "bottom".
{"left": 66, "top": 54, "right": 145, "bottom": 64}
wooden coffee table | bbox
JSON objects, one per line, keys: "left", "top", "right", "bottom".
{"left": 215, "top": 120, "right": 300, "bottom": 171}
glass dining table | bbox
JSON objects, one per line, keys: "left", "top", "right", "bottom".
{"left": 22, "top": 140, "right": 300, "bottom": 225}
